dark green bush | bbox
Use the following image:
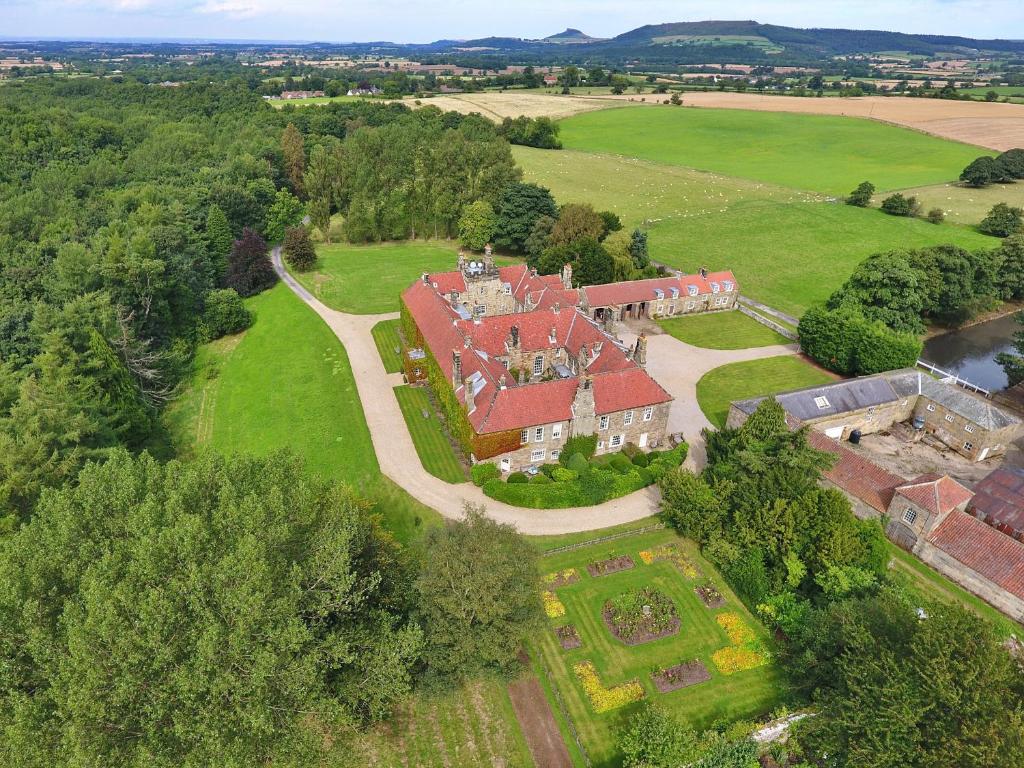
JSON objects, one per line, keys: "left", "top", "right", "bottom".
{"left": 507, "top": 472, "right": 528, "bottom": 484}
{"left": 610, "top": 454, "right": 634, "bottom": 474}
{"left": 200, "top": 288, "right": 252, "bottom": 341}
{"left": 799, "top": 306, "right": 922, "bottom": 376}
{"left": 560, "top": 434, "right": 597, "bottom": 463}
{"left": 566, "top": 453, "right": 590, "bottom": 473}
{"left": 539, "top": 463, "right": 557, "bottom": 479}
{"left": 470, "top": 462, "right": 500, "bottom": 487}
{"left": 530, "top": 473, "right": 552, "bottom": 484}
{"left": 621, "top": 443, "right": 642, "bottom": 459}
{"left": 631, "top": 453, "right": 650, "bottom": 468}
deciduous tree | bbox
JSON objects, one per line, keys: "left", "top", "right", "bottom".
{"left": 845, "top": 180, "right": 875, "bottom": 207}
{"left": 225, "top": 227, "right": 277, "bottom": 297}
{"left": 283, "top": 226, "right": 317, "bottom": 272}
{"left": 493, "top": 182, "right": 558, "bottom": 253}
{"left": 457, "top": 199, "right": 497, "bottom": 251}
{"left": 281, "top": 122, "right": 306, "bottom": 196}
{"left": 979, "top": 201, "right": 1024, "bottom": 238}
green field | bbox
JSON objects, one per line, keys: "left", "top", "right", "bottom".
{"left": 394, "top": 385, "right": 467, "bottom": 483}
{"left": 558, "top": 106, "right": 987, "bottom": 195}
{"left": 658, "top": 310, "right": 791, "bottom": 349}
{"left": 881, "top": 180, "right": 1024, "bottom": 224}
{"left": 534, "top": 529, "right": 786, "bottom": 767}
{"left": 270, "top": 95, "right": 363, "bottom": 108}
{"left": 163, "top": 283, "right": 441, "bottom": 545}
{"left": 295, "top": 241, "right": 519, "bottom": 314}
{"left": 372, "top": 318, "right": 404, "bottom": 373}
{"left": 514, "top": 146, "right": 996, "bottom": 316}
{"left": 696, "top": 355, "right": 835, "bottom": 427}
{"left": 335, "top": 676, "right": 536, "bottom": 767}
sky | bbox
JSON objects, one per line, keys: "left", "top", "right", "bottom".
{"left": 3, "top": 0, "right": 1024, "bottom": 43}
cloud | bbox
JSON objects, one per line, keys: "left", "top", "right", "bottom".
{"left": 196, "top": 0, "right": 276, "bottom": 19}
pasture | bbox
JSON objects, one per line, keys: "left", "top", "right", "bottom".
{"left": 880, "top": 180, "right": 1024, "bottom": 224}
{"left": 514, "top": 146, "right": 996, "bottom": 316}
{"left": 696, "top": 356, "right": 836, "bottom": 427}
{"left": 558, "top": 106, "right": 985, "bottom": 195}
{"left": 534, "top": 529, "right": 785, "bottom": 767}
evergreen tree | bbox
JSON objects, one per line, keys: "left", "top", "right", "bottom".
{"left": 628, "top": 229, "right": 650, "bottom": 269}
{"left": 281, "top": 122, "right": 306, "bottom": 197}
{"left": 225, "top": 228, "right": 277, "bottom": 298}
{"left": 205, "top": 204, "right": 233, "bottom": 283}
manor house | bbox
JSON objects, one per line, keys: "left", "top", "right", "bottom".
{"left": 400, "top": 251, "right": 731, "bottom": 472}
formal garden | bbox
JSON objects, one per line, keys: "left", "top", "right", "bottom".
{"left": 532, "top": 528, "right": 783, "bottom": 767}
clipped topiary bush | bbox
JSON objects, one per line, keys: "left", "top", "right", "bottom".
{"left": 566, "top": 453, "right": 590, "bottom": 473}
{"left": 539, "top": 463, "right": 557, "bottom": 478}
{"left": 552, "top": 467, "right": 578, "bottom": 483}
{"left": 610, "top": 454, "right": 634, "bottom": 474}
{"left": 530, "top": 473, "right": 552, "bottom": 484}
{"left": 470, "top": 462, "right": 500, "bottom": 487}
{"left": 560, "top": 434, "right": 598, "bottom": 464}
{"left": 507, "top": 472, "right": 528, "bottom": 484}
{"left": 631, "top": 453, "right": 650, "bottom": 468}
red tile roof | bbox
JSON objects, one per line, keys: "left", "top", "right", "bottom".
{"left": 927, "top": 510, "right": 1024, "bottom": 600}
{"left": 472, "top": 379, "right": 578, "bottom": 433}
{"left": 582, "top": 271, "right": 738, "bottom": 308}
{"left": 895, "top": 474, "right": 974, "bottom": 517}
{"left": 969, "top": 468, "right": 1024, "bottom": 538}
{"left": 593, "top": 368, "right": 672, "bottom": 415}
{"left": 807, "top": 430, "right": 904, "bottom": 512}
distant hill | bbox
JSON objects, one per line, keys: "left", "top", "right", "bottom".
{"left": 543, "top": 28, "right": 602, "bottom": 44}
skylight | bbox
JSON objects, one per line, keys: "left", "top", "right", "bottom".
{"left": 814, "top": 396, "right": 831, "bottom": 409}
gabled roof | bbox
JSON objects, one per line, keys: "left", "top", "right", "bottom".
{"left": 807, "top": 430, "right": 904, "bottom": 513}
{"left": 927, "top": 510, "right": 1024, "bottom": 600}
{"left": 581, "top": 270, "right": 737, "bottom": 308}
{"left": 885, "top": 369, "right": 1020, "bottom": 431}
{"left": 592, "top": 368, "right": 672, "bottom": 415}
{"left": 970, "top": 468, "right": 1024, "bottom": 536}
{"left": 733, "top": 375, "right": 891, "bottom": 423}
{"left": 894, "top": 474, "right": 974, "bottom": 516}
{"left": 472, "top": 379, "right": 578, "bottom": 433}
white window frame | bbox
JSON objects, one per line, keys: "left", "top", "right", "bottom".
{"left": 530, "top": 448, "right": 546, "bottom": 462}
{"left": 964, "top": 441, "right": 974, "bottom": 452}
{"left": 668, "top": 303, "right": 675, "bottom": 314}
{"left": 685, "top": 300, "right": 695, "bottom": 310}
{"left": 552, "top": 423, "right": 562, "bottom": 439}
{"left": 624, "top": 410, "right": 634, "bottom": 426}
{"left": 550, "top": 449, "right": 560, "bottom": 460}
{"left": 945, "top": 414, "right": 955, "bottom": 423}
{"left": 926, "top": 403, "right": 936, "bottom": 412}
{"left": 534, "top": 426, "right": 544, "bottom": 442}
{"left": 474, "top": 305, "right": 486, "bottom": 316}
{"left": 520, "top": 429, "right": 528, "bottom": 445}
{"left": 503, "top": 284, "right": 512, "bottom": 295}
{"left": 599, "top": 415, "right": 609, "bottom": 431}
{"left": 643, "top": 406, "right": 654, "bottom": 422}
{"left": 814, "top": 396, "right": 830, "bottom": 409}
{"left": 533, "top": 355, "right": 543, "bottom": 375}
{"left": 903, "top": 507, "right": 918, "bottom": 525}
{"left": 500, "top": 457, "right": 511, "bottom": 472}
{"left": 964, "top": 424, "right": 975, "bottom": 434}
{"left": 610, "top": 434, "right": 624, "bottom": 448}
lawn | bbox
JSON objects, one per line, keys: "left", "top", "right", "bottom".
{"left": 514, "top": 146, "right": 996, "bottom": 317}
{"left": 332, "top": 676, "right": 536, "bottom": 768}
{"left": 534, "top": 529, "right": 786, "bottom": 767}
{"left": 163, "top": 283, "right": 442, "bottom": 545}
{"left": 294, "top": 240, "right": 519, "bottom": 314}
{"left": 557, "top": 106, "right": 987, "bottom": 195}
{"left": 372, "top": 318, "right": 404, "bottom": 373}
{"left": 696, "top": 355, "right": 836, "bottom": 428}
{"left": 394, "top": 385, "right": 468, "bottom": 484}
{"left": 658, "top": 310, "right": 790, "bottom": 349}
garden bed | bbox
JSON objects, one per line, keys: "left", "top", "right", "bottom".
{"left": 695, "top": 583, "right": 726, "bottom": 608}
{"left": 543, "top": 568, "right": 580, "bottom": 589}
{"left": 603, "top": 587, "right": 680, "bottom": 645}
{"left": 652, "top": 660, "right": 711, "bottom": 693}
{"left": 556, "top": 624, "right": 583, "bottom": 650}
{"left": 639, "top": 543, "right": 702, "bottom": 579}
{"left": 587, "top": 555, "right": 635, "bottom": 578}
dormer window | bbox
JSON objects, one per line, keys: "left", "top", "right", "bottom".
{"left": 687, "top": 285, "right": 698, "bottom": 297}
{"left": 670, "top": 287, "right": 679, "bottom": 298}
{"left": 723, "top": 280, "right": 734, "bottom": 292}
{"left": 711, "top": 282, "right": 720, "bottom": 294}
{"left": 814, "top": 396, "right": 830, "bottom": 409}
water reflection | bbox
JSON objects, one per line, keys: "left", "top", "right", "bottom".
{"left": 922, "top": 312, "right": 1021, "bottom": 392}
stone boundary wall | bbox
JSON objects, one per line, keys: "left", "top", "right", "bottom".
{"left": 916, "top": 541, "right": 1024, "bottom": 622}
{"left": 737, "top": 295, "right": 800, "bottom": 327}
{"left": 737, "top": 304, "right": 799, "bottom": 341}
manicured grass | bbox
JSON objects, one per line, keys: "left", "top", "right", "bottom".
{"left": 332, "top": 676, "right": 536, "bottom": 767}
{"left": 558, "top": 106, "right": 987, "bottom": 195}
{"left": 394, "top": 385, "right": 468, "bottom": 484}
{"left": 658, "top": 310, "right": 790, "bottom": 349}
{"left": 534, "top": 529, "right": 786, "bottom": 767}
{"left": 528, "top": 516, "right": 664, "bottom": 554}
{"left": 294, "top": 240, "right": 519, "bottom": 314}
{"left": 163, "top": 283, "right": 442, "bottom": 545}
{"left": 696, "top": 356, "right": 836, "bottom": 428}
{"left": 514, "top": 147, "right": 996, "bottom": 317}
{"left": 880, "top": 180, "right": 1024, "bottom": 225}
{"left": 886, "top": 543, "right": 1023, "bottom": 639}
{"left": 372, "top": 318, "right": 404, "bottom": 373}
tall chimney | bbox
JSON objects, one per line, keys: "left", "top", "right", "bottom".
{"left": 499, "top": 374, "right": 507, "bottom": 390}
{"left": 561, "top": 262, "right": 573, "bottom": 290}
{"left": 464, "top": 376, "right": 476, "bottom": 413}
{"left": 549, "top": 326, "right": 557, "bottom": 344}
{"left": 510, "top": 325, "right": 520, "bottom": 348}
{"left": 632, "top": 333, "right": 648, "bottom": 367}
{"left": 452, "top": 350, "right": 462, "bottom": 388}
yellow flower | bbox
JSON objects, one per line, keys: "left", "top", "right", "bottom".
{"left": 573, "top": 661, "right": 644, "bottom": 713}
{"left": 542, "top": 567, "right": 578, "bottom": 585}
{"left": 638, "top": 544, "right": 698, "bottom": 578}
{"left": 542, "top": 590, "right": 566, "bottom": 618}
{"left": 711, "top": 612, "right": 769, "bottom": 675}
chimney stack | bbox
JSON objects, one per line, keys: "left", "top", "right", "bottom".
{"left": 452, "top": 350, "right": 462, "bottom": 388}
{"left": 561, "top": 262, "right": 573, "bottom": 290}
{"left": 699, "top": 265, "right": 708, "bottom": 279}
{"left": 632, "top": 333, "right": 648, "bottom": 367}
{"left": 510, "top": 325, "right": 520, "bottom": 348}
{"left": 422, "top": 273, "right": 429, "bottom": 283}
{"left": 553, "top": 302, "right": 560, "bottom": 315}
{"left": 549, "top": 326, "right": 557, "bottom": 344}
{"left": 464, "top": 376, "right": 476, "bottom": 413}
{"left": 499, "top": 374, "right": 507, "bottom": 390}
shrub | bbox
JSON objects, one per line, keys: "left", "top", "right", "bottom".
{"left": 539, "top": 463, "right": 557, "bottom": 478}
{"left": 530, "top": 473, "right": 552, "bottom": 484}
{"left": 200, "top": 288, "right": 252, "bottom": 341}
{"left": 880, "top": 193, "right": 918, "bottom": 217}
{"left": 621, "top": 442, "right": 642, "bottom": 459}
{"left": 471, "top": 462, "right": 500, "bottom": 487}
{"left": 560, "top": 434, "right": 597, "bottom": 463}
{"left": 551, "top": 467, "right": 577, "bottom": 482}
{"left": 926, "top": 208, "right": 945, "bottom": 224}
{"left": 610, "top": 454, "right": 634, "bottom": 474}
{"left": 846, "top": 180, "right": 875, "bottom": 207}
{"left": 799, "top": 306, "right": 921, "bottom": 376}
{"left": 566, "top": 453, "right": 590, "bottom": 473}
{"left": 979, "top": 202, "right": 1024, "bottom": 238}
{"left": 631, "top": 453, "right": 650, "bottom": 468}
{"left": 507, "top": 472, "right": 528, "bottom": 484}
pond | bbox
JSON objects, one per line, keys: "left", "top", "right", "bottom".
{"left": 922, "top": 312, "right": 1021, "bottom": 392}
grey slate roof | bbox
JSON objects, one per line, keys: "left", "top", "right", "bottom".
{"left": 732, "top": 376, "right": 899, "bottom": 422}
{"left": 883, "top": 369, "right": 1020, "bottom": 431}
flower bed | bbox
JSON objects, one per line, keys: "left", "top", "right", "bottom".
{"left": 573, "top": 661, "right": 645, "bottom": 713}
{"left": 543, "top": 568, "right": 580, "bottom": 589}
{"left": 586, "top": 555, "right": 635, "bottom": 578}
{"left": 652, "top": 660, "right": 711, "bottom": 693}
{"left": 603, "top": 587, "right": 680, "bottom": 645}
{"left": 638, "top": 543, "right": 701, "bottom": 579}
{"left": 556, "top": 624, "right": 583, "bottom": 650}
{"left": 711, "top": 612, "right": 769, "bottom": 675}
{"left": 695, "top": 583, "right": 725, "bottom": 608}
{"left": 481, "top": 444, "right": 687, "bottom": 509}
{"left": 543, "top": 590, "right": 566, "bottom": 619}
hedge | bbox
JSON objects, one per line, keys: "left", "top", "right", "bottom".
{"left": 798, "top": 306, "right": 921, "bottom": 376}
{"left": 482, "top": 444, "right": 687, "bottom": 509}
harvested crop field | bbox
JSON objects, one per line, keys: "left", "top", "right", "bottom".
{"left": 411, "top": 91, "right": 629, "bottom": 121}
{"left": 610, "top": 92, "right": 1024, "bottom": 151}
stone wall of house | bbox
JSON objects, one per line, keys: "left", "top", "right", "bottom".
{"left": 594, "top": 402, "right": 672, "bottom": 454}
{"left": 802, "top": 398, "right": 916, "bottom": 440}
{"left": 912, "top": 399, "right": 1010, "bottom": 462}
{"left": 492, "top": 419, "right": 570, "bottom": 471}
{"left": 915, "top": 541, "right": 1024, "bottom": 622}
{"left": 453, "top": 275, "right": 517, "bottom": 317}
{"left": 505, "top": 344, "right": 572, "bottom": 380}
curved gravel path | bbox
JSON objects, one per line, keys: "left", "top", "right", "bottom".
{"left": 272, "top": 248, "right": 796, "bottom": 534}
